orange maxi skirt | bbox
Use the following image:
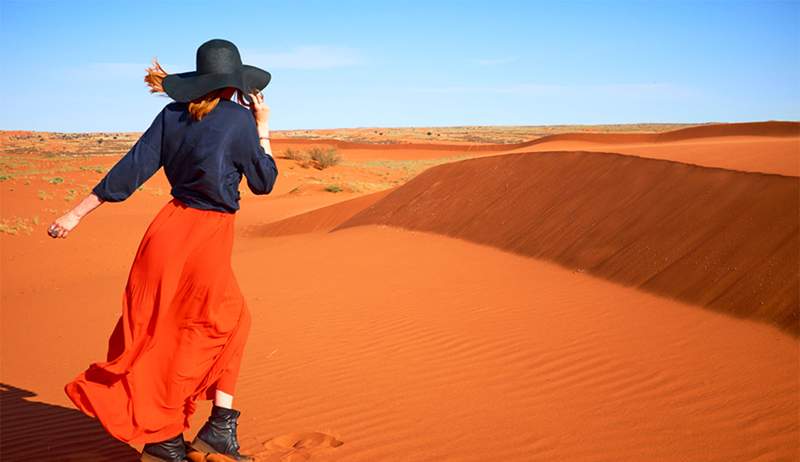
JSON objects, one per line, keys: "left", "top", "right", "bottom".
{"left": 64, "top": 198, "right": 252, "bottom": 445}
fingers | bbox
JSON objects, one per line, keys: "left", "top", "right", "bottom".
{"left": 47, "top": 222, "right": 70, "bottom": 238}
{"left": 48, "top": 223, "right": 62, "bottom": 238}
{"left": 253, "top": 90, "right": 264, "bottom": 104}
{"left": 250, "top": 92, "right": 262, "bottom": 109}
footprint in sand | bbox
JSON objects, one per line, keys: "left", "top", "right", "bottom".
{"left": 190, "top": 432, "right": 343, "bottom": 462}
{"left": 211, "top": 431, "right": 343, "bottom": 462}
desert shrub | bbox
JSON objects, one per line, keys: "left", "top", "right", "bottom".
{"left": 308, "top": 147, "right": 341, "bottom": 169}
{"left": 325, "top": 184, "right": 342, "bottom": 193}
{"left": 283, "top": 148, "right": 306, "bottom": 161}
{"left": 48, "top": 177, "right": 64, "bottom": 184}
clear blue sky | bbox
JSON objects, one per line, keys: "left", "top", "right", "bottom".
{"left": 1, "top": 0, "right": 798, "bottom": 132}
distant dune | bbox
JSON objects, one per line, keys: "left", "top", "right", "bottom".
{"left": 275, "top": 137, "right": 520, "bottom": 152}
{"left": 272, "top": 121, "right": 800, "bottom": 151}
{"left": 516, "top": 120, "right": 800, "bottom": 147}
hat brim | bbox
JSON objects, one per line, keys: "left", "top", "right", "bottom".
{"left": 163, "top": 65, "right": 271, "bottom": 104}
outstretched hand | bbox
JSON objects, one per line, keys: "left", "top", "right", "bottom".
{"left": 48, "top": 210, "right": 81, "bottom": 239}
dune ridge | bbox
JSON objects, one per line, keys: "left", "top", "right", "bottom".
{"left": 262, "top": 150, "right": 798, "bottom": 333}
{"left": 254, "top": 189, "right": 393, "bottom": 236}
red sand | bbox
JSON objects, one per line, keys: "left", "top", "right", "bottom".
{"left": 1, "top": 122, "right": 798, "bottom": 461}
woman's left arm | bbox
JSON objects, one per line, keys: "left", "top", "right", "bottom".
{"left": 47, "top": 193, "right": 104, "bottom": 239}
{"left": 47, "top": 105, "right": 166, "bottom": 239}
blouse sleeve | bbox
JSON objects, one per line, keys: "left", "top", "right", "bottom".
{"left": 233, "top": 112, "right": 278, "bottom": 195}
{"left": 91, "top": 106, "right": 165, "bottom": 202}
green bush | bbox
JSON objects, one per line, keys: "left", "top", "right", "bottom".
{"left": 325, "top": 184, "right": 342, "bottom": 193}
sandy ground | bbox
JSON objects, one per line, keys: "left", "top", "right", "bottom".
{"left": 1, "top": 121, "right": 798, "bottom": 461}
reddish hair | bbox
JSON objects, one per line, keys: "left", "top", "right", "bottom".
{"left": 144, "top": 57, "right": 250, "bottom": 121}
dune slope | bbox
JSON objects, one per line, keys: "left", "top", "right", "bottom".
{"left": 331, "top": 151, "right": 799, "bottom": 334}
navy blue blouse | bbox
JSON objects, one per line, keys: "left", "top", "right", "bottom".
{"left": 92, "top": 99, "right": 278, "bottom": 213}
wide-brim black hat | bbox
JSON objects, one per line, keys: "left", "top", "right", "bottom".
{"left": 163, "top": 38, "right": 271, "bottom": 104}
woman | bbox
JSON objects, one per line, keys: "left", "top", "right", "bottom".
{"left": 50, "top": 39, "right": 276, "bottom": 462}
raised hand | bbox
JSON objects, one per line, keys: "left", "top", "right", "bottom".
{"left": 247, "top": 90, "right": 269, "bottom": 128}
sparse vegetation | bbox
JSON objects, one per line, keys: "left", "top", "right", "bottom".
{"left": 80, "top": 165, "right": 107, "bottom": 173}
{"left": 325, "top": 184, "right": 343, "bottom": 193}
{"left": 341, "top": 181, "right": 394, "bottom": 193}
{"left": 0, "top": 217, "right": 34, "bottom": 235}
{"left": 342, "top": 155, "right": 472, "bottom": 180}
{"left": 48, "top": 177, "right": 64, "bottom": 184}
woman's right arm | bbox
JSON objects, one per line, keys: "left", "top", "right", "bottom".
{"left": 237, "top": 91, "right": 278, "bottom": 195}
{"left": 252, "top": 90, "right": 272, "bottom": 157}
{"left": 257, "top": 123, "right": 273, "bottom": 158}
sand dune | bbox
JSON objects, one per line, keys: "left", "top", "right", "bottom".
{"left": 506, "top": 134, "right": 799, "bottom": 177}
{"left": 261, "top": 151, "right": 799, "bottom": 334}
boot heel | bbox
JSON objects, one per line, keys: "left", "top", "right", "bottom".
{"left": 189, "top": 436, "right": 218, "bottom": 454}
{"left": 140, "top": 452, "right": 171, "bottom": 462}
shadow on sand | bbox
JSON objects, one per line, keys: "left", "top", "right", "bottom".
{"left": 0, "top": 382, "right": 140, "bottom": 461}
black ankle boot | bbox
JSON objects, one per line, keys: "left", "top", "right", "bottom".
{"left": 190, "top": 404, "right": 254, "bottom": 461}
{"left": 140, "top": 433, "right": 188, "bottom": 462}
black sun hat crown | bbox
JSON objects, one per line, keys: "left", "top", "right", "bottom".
{"left": 162, "top": 38, "right": 271, "bottom": 104}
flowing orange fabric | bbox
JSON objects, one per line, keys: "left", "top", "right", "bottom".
{"left": 64, "top": 198, "right": 252, "bottom": 445}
